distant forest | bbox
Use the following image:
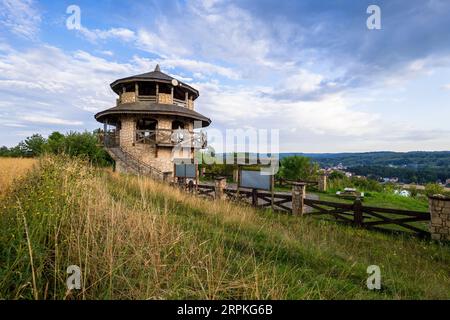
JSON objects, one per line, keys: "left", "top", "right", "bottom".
{"left": 281, "top": 151, "right": 450, "bottom": 184}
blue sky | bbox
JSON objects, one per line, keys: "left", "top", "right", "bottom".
{"left": 0, "top": 0, "right": 449, "bottom": 152}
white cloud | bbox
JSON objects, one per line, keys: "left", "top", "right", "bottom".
{"left": 0, "top": 44, "right": 139, "bottom": 145}
{"left": 132, "top": 56, "right": 240, "bottom": 80}
{"left": 0, "top": 0, "right": 41, "bottom": 39}
{"left": 22, "top": 114, "right": 83, "bottom": 126}
{"left": 79, "top": 27, "right": 136, "bottom": 43}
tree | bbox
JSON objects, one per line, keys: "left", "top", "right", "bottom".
{"left": 279, "top": 156, "right": 316, "bottom": 181}
{"left": 62, "top": 131, "right": 112, "bottom": 166}
{"left": 329, "top": 171, "right": 345, "bottom": 180}
{"left": 0, "top": 146, "right": 9, "bottom": 156}
{"left": 45, "top": 131, "right": 65, "bottom": 154}
{"left": 23, "top": 134, "right": 46, "bottom": 156}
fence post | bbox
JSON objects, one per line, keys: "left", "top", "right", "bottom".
{"left": 214, "top": 177, "right": 227, "bottom": 200}
{"left": 233, "top": 167, "right": 239, "bottom": 183}
{"left": 292, "top": 182, "right": 306, "bottom": 216}
{"left": 318, "top": 173, "right": 328, "bottom": 192}
{"left": 353, "top": 198, "right": 363, "bottom": 226}
{"left": 428, "top": 194, "right": 450, "bottom": 241}
{"left": 251, "top": 188, "right": 258, "bottom": 207}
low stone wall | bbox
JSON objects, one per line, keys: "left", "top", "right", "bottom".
{"left": 429, "top": 195, "right": 450, "bottom": 241}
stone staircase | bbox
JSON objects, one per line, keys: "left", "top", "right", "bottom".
{"left": 106, "top": 146, "right": 165, "bottom": 180}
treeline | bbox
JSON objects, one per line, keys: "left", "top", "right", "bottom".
{"left": 0, "top": 131, "right": 112, "bottom": 167}
{"left": 349, "top": 165, "right": 450, "bottom": 184}
{"left": 302, "top": 151, "right": 450, "bottom": 168}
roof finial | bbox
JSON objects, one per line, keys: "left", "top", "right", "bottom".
{"left": 154, "top": 64, "right": 161, "bottom": 72}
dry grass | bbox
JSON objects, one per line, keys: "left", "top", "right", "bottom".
{"left": 0, "top": 157, "right": 36, "bottom": 198}
{"left": 0, "top": 155, "right": 449, "bottom": 300}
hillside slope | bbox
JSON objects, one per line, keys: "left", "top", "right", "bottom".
{"left": 0, "top": 156, "right": 449, "bottom": 299}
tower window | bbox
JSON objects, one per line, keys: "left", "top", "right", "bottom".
{"left": 172, "top": 120, "right": 185, "bottom": 130}
{"left": 136, "top": 118, "right": 157, "bottom": 131}
{"left": 138, "top": 82, "right": 156, "bottom": 96}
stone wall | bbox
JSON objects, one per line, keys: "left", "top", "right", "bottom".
{"left": 121, "top": 92, "right": 136, "bottom": 104}
{"left": 119, "top": 116, "right": 135, "bottom": 147}
{"left": 114, "top": 115, "right": 194, "bottom": 175}
{"left": 187, "top": 99, "right": 194, "bottom": 110}
{"left": 158, "top": 93, "right": 173, "bottom": 105}
{"left": 429, "top": 195, "right": 450, "bottom": 241}
{"left": 157, "top": 116, "right": 172, "bottom": 130}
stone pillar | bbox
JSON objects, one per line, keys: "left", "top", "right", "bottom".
{"left": 292, "top": 183, "right": 307, "bottom": 216}
{"left": 318, "top": 173, "right": 328, "bottom": 192}
{"left": 215, "top": 177, "right": 227, "bottom": 200}
{"left": 429, "top": 195, "right": 450, "bottom": 241}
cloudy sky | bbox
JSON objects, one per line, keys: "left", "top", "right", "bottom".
{"left": 0, "top": 0, "right": 449, "bottom": 152}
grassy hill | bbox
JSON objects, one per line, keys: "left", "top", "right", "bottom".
{"left": 0, "top": 156, "right": 449, "bottom": 299}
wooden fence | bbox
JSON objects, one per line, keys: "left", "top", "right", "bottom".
{"left": 195, "top": 183, "right": 431, "bottom": 238}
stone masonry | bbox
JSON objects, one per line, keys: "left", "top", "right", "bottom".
{"left": 429, "top": 195, "right": 450, "bottom": 241}
{"left": 96, "top": 66, "right": 210, "bottom": 179}
{"left": 115, "top": 115, "right": 193, "bottom": 174}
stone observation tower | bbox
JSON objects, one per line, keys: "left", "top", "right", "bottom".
{"left": 95, "top": 65, "right": 211, "bottom": 179}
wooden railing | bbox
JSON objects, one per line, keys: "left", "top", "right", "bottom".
{"left": 98, "top": 131, "right": 120, "bottom": 147}
{"left": 135, "top": 129, "right": 207, "bottom": 148}
{"left": 195, "top": 184, "right": 430, "bottom": 238}
{"left": 116, "top": 93, "right": 192, "bottom": 109}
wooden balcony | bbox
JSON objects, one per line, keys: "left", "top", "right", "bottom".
{"left": 98, "top": 131, "right": 120, "bottom": 147}
{"left": 135, "top": 129, "right": 207, "bottom": 148}
{"left": 117, "top": 93, "right": 194, "bottom": 109}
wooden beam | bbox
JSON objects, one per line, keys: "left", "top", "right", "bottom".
{"left": 135, "top": 82, "right": 139, "bottom": 100}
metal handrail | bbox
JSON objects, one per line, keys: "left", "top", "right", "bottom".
{"left": 117, "top": 146, "right": 163, "bottom": 177}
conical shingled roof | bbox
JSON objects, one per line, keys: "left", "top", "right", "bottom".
{"left": 110, "top": 65, "right": 199, "bottom": 98}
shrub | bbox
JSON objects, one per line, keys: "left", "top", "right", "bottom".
{"left": 425, "top": 183, "right": 445, "bottom": 197}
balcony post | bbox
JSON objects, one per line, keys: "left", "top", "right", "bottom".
{"left": 185, "top": 92, "right": 189, "bottom": 106}
{"left": 103, "top": 121, "right": 107, "bottom": 146}
{"left": 135, "top": 82, "right": 139, "bottom": 101}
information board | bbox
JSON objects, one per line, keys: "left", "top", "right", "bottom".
{"left": 239, "top": 170, "right": 272, "bottom": 190}
{"left": 175, "top": 164, "right": 197, "bottom": 178}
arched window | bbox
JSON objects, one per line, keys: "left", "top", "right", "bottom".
{"left": 172, "top": 120, "right": 185, "bottom": 130}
